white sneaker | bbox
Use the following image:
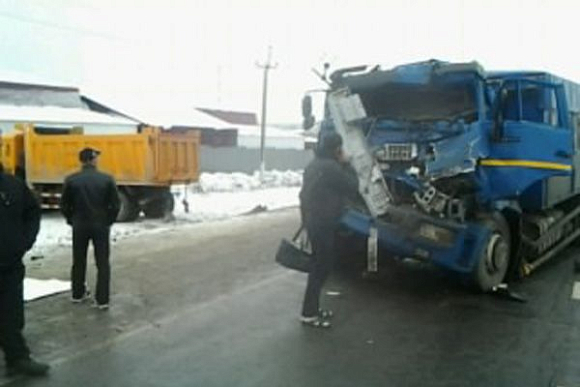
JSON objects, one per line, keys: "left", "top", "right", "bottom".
{"left": 92, "top": 302, "right": 109, "bottom": 310}
{"left": 299, "top": 315, "right": 331, "bottom": 328}
{"left": 71, "top": 291, "right": 91, "bottom": 303}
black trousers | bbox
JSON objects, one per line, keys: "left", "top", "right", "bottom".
{"left": 72, "top": 224, "right": 111, "bottom": 305}
{"left": 0, "top": 264, "right": 30, "bottom": 365}
{"left": 302, "top": 224, "right": 336, "bottom": 317}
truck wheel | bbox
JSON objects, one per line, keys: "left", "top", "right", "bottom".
{"left": 473, "top": 215, "right": 511, "bottom": 292}
{"left": 117, "top": 191, "right": 140, "bottom": 222}
{"left": 143, "top": 191, "right": 175, "bottom": 219}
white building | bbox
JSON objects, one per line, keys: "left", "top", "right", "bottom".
{"left": 0, "top": 81, "right": 139, "bottom": 135}
{"left": 195, "top": 108, "right": 305, "bottom": 150}
{"left": 235, "top": 124, "right": 305, "bottom": 150}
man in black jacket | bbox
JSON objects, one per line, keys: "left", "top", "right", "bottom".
{"left": 299, "top": 132, "right": 359, "bottom": 328}
{"left": 0, "top": 164, "right": 49, "bottom": 377}
{"left": 60, "top": 148, "right": 120, "bottom": 310}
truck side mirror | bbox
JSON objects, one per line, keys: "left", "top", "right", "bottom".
{"left": 302, "top": 95, "right": 315, "bottom": 130}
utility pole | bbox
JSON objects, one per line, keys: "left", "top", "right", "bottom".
{"left": 256, "top": 46, "right": 277, "bottom": 184}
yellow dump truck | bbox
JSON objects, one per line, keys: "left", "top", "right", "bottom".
{"left": 0, "top": 124, "right": 200, "bottom": 222}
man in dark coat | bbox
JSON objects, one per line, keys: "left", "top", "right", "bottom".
{"left": 60, "top": 148, "right": 120, "bottom": 310}
{"left": 0, "top": 164, "right": 50, "bottom": 377}
{"left": 299, "top": 132, "right": 359, "bottom": 328}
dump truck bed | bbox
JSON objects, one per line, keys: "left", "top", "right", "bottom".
{"left": 2, "top": 125, "right": 200, "bottom": 186}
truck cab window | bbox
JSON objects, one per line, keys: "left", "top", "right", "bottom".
{"left": 501, "top": 81, "right": 562, "bottom": 128}
{"left": 500, "top": 86, "right": 519, "bottom": 121}
{"left": 544, "top": 88, "right": 559, "bottom": 127}
{"left": 520, "top": 87, "right": 544, "bottom": 124}
{"left": 357, "top": 83, "right": 477, "bottom": 123}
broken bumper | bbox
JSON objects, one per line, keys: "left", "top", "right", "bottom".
{"left": 340, "top": 207, "right": 490, "bottom": 274}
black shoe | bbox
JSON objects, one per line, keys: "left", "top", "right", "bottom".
{"left": 6, "top": 358, "right": 50, "bottom": 377}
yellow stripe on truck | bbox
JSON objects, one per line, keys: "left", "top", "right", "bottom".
{"left": 480, "top": 159, "right": 572, "bottom": 171}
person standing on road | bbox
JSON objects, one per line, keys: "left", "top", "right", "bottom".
{"left": 299, "top": 132, "right": 359, "bottom": 328}
{"left": 0, "top": 163, "right": 50, "bottom": 377}
{"left": 60, "top": 148, "right": 120, "bottom": 310}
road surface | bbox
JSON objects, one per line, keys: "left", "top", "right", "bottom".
{"left": 2, "top": 208, "right": 580, "bottom": 387}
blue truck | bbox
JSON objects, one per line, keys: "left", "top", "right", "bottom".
{"left": 302, "top": 60, "right": 580, "bottom": 291}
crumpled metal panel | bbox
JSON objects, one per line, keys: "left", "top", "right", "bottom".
{"left": 334, "top": 60, "right": 483, "bottom": 91}
{"left": 425, "top": 123, "right": 489, "bottom": 178}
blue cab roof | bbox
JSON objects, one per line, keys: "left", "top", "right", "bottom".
{"left": 332, "top": 60, "right": 580, "bottom": 113}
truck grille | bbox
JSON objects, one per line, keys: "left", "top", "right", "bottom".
{"left": 379, "top": 143, "right": 417, "bottom": 161}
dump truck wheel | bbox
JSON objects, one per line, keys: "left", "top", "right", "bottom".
{"left": 117, "top": 191, "right": 140, "bottom": 222}
{"left": 143, "top": 191, "right": 175, "bottom": 219}
{"left": 473, "top": 214, "right": 511, "bottom": 292}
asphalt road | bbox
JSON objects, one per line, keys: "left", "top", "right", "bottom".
{"left": 2, "top": 207, "right": 580, "bottom": 387}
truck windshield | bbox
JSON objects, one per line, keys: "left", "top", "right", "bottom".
{"left": 355, "top": 82, "right": 477, "bottom": 123}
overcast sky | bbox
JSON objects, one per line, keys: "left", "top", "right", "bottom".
{"left": 0, "top": 0, "right": 576, "bottom": 124}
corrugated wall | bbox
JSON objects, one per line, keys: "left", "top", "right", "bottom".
{"left": 200, "top": 146, "right": 313, "bottom": 173}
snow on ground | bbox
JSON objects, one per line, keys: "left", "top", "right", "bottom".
{"left": 30, "top": 170, "right": 302, "bottom": 257}
{"left": 24, "top": 278, "right": 70, "bottom": 301}
{"left": 194, "top": 170, "right": 302, "bottom": 192}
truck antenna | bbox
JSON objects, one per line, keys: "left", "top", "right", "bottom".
{"left": 311, "top": 62, "right": 331, "bottom": 86}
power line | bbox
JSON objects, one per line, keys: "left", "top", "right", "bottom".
{"left": 0, "top": 11, "right": 129, "bottom": 41}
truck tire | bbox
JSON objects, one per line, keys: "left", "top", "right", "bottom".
{"left": 143, "top": 191, "right": 175, "bottom": 219}
{"left": 473, "top": 214, "right": 511, "bottom": 292}
{"left": 117, "top": 190, "right": 140, "bottom": 222}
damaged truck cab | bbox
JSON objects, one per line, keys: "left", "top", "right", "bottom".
{"left": 304, "top": 60, "right": 580, "bottom": 291}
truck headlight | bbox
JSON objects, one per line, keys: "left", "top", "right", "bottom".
{"left": 417, "top": 223, "right": 455, "bottom": 245}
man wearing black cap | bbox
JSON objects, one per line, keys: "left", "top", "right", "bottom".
{"left": 60, "top": 147, "right": 120, "bottom": 310}
{"left": 0, "top": 163, "right": 49, "bottom": 376}
{"left": 299, "top": 131, "right": 359, "bottom": 328}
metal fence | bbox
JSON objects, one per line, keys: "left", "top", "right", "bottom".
{"left": 200, "top": 146, "right": 314, "bottom": 173}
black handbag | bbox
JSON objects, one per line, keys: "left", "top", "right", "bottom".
{"left": 275, "top": 225, "right": 312, "bottom": 273}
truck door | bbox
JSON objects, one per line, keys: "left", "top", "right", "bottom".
{"left": 486, "top": 79, "right": 573, "bottom": 207}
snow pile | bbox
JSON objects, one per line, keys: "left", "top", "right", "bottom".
{"left": 188, "top": 170, "right": 302, "bottom": 193}
{"left": 174, "top": 187, "right": 299, "bottom": 223}
{"left": 31, "top": 170, "right": 302, "bottom": 255}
